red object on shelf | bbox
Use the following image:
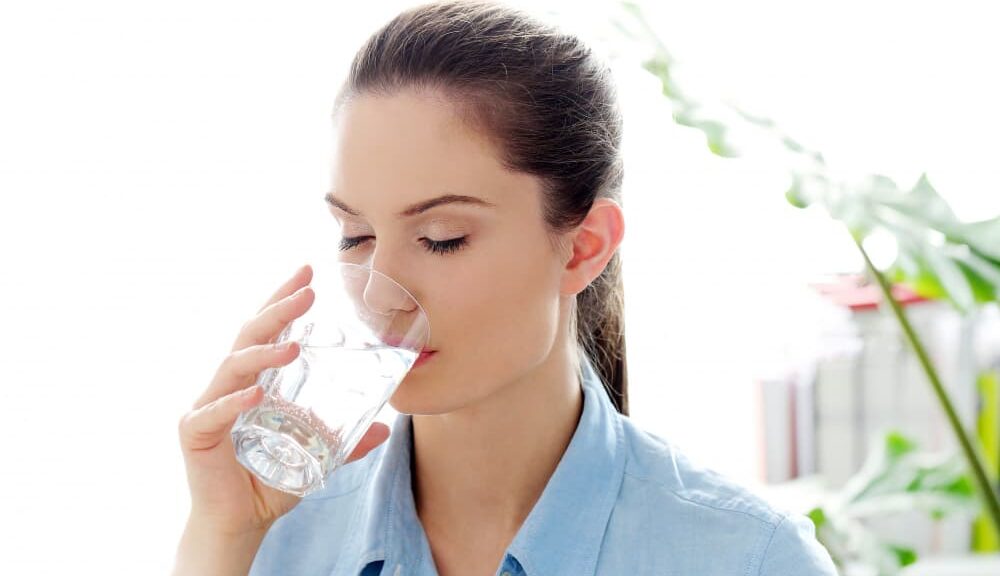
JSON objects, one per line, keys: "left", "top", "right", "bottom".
{"left": 809, "top": 274, "right": 929, "bottom": 311}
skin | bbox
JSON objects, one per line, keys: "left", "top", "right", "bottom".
{"left": 173, "top": 87, "right": 624, "bottom": 576}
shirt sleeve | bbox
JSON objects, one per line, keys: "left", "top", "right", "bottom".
{"left": 758, "top": 513, "right": 839, "bottom": 576}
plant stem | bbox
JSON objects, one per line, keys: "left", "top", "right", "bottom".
{"left": 853, "top": 233, "right": 1000, "bottom": 534}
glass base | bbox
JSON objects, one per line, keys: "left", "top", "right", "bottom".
{"left": 233, "top": 425, "right": 325, "bottom": 497}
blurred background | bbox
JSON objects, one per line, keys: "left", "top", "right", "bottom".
{"left": 1, "top": 0, "right": 998, "bottom": 573}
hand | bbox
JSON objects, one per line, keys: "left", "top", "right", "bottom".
{"left": 176, "top": 264, "right": 391, "bottom": 537}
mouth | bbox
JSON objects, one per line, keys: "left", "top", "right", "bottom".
{"left": 413, "top": 350, "right": 436, "bottom": 368}
{"left": 379, "top": 334, "right": 435, "bottom": 367}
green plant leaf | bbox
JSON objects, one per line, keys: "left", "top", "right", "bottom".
{"left": 781, "top": 136, "right": 805, "bottom": 153}
{"left": 889, "top": 545, "right": 918, "bottom": 567}
{"left": 944, "top": 475, "right": 976, "bottom": 498}
{"left": 863, "top": 173, "right": 957, "bottom": 236}
{"left": 922, "top": 244, "right": 975, "bottom": 312}
{"left": 848, "top": 490, "right": 980, "bottom": 519}
{"left": 786, "top": 176, "right": 811, "bottom": 208}
{"left": 841, "top": 431, "right": 916, "bottom": 505}
{"left": 706, "top": 131, "right": 739, "bottom": 157}
{"left": 891, "top": 240, "right": 947, "bottom": 299}
{"left": 911, "top": 173, "right": 959, "bottom": 226}
{"left": 904, "top": 455, "right": 976, "bottom": 497}
{"left": 785, "top": 172, "right": 833, "bottom": 210}
{"left": 862, "top": 173, "right": 902, "bottom": 199}
{"left": 807, "top": 507, "right": 827, "bottom": 528}
{"left": 730, "top": 105, "right": 776, "bottom": 128}
{"left": 670, "top": 110, "right": 740, "bottom": 157}
{"left": 671, "top": 104, "right": 699, "bottom": 128}
{"left": 892, "top": 232, "right": 976, "bottom": 311}
{"left": 833, "top": 193, "right": 878, "bottom": 241}
{"left": 955, "top": 256, "right": 1000, "bottom": 303}
{"left": 844, "top": 437, "right": 979, "bottom": 521}
{"left": 874, "top": 173, "right": 960, "bottom": 233}
{"left": 890, "top": 242, "right": 920, "bottom": 278}
{"left": 886, "top": 431, "right": 917, "bottom": 459}
{"left": 958, "top": 217, "right": 1000, "bottom": 263}
{"left": 842, "top": 431, "right": 980, "bottom": 515}
{"left": 642, "top": 54, "right": 681, "bottom": 99}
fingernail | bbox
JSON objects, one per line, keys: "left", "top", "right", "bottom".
{"left": 273, "top": 341, "right": 294, "bottom": 351}
{"left": 241, "top": 386, "right": 263, "bottom": 407}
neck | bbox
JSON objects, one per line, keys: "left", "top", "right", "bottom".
{"left": 410, "top": 338, "right": 584, "bottom": 544}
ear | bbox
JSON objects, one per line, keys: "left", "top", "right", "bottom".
{"left": 560, "top": 198, "right": 625, "bottom": 296}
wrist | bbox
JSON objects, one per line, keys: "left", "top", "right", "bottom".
{"left": 173, "top": 517, "right": 271, "bottom": 576}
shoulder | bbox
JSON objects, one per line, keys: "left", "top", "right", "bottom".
{"left": 597, "top": 416, "right": 838, "bottom": 575}
{"left": 248, "top": 444, "right": 386, "bottom": 576}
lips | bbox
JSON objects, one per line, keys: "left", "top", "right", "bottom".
{"left": 381, "top": 334, "right": 434, "bottom": 357}
{"left": 413, "top": 350, "right": 436, "bottom": 367}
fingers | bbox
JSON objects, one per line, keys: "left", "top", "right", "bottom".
{"left": 259, "top": 265, "right": 313, "bottom": 314}
{"left": 180, "top": 385, "right": 264, "bottom": 452}
{"left": 194, "top": 341, "right": 301, "bottom": 410}
{"left": 229, "top": 264, "right": 313, "bottom": 352}
{"left": 232, "top": 285, "right": 316, "bottom": 353}
{"left": 347, "top": 422, "right": 391, "bottom": 462}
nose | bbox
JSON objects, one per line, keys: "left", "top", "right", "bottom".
{"left": 362, "top": 269, "right": 418, "bottom": 316}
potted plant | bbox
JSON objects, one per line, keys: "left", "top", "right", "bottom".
{"left": 608, "top": 1, "right": 1000, "bottom": 569}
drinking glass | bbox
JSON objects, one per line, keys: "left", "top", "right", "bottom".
{"left": 231, "top": 261, "right": 429, "bottom": 496}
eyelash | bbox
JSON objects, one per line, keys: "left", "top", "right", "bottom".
{"left": 338, "top": 235, "right": 468, "bottom": 255}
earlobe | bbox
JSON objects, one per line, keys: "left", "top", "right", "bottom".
{"left": 560, "top": 198, "right": 625, "bottom": 296}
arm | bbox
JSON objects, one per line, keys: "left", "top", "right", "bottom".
{"left": 171, "top": 517, "right": 270, "bottom": 576}
{"left": 758, "top": 514, "right": 839, "bottom": 576}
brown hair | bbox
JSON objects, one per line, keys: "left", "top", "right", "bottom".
{"left": 334, "top": 0, "right": 628, "bottom": 414}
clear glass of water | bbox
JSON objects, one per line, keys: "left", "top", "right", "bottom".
{"left": 231, "top": 261, "right": 429, "bottom": 497}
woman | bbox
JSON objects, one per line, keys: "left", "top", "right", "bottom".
{"left": 174, "top": 2, "right": 837, "bottom": 574}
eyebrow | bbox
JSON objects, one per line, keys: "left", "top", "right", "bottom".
{"left": 324, "top": 192, "right": 496, "bottom": 217}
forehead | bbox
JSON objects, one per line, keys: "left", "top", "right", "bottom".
{"left": 330, "top": 90, "right": 538, "bottom": 214}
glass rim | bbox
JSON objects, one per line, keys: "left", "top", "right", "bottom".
{"left": 301, "top": 259, "right": 431, "bottom": 351}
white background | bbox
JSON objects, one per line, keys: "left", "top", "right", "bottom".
{"left": 1, "top": 0, "right": 998, "bottom": 572}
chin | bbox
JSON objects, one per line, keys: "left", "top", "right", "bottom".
{"left": 387, "top": 361, "right": 485, "bottom": 416}
{"left": 388, "top": 385, "right": 458, "bottom": 416}
{"left": 388, "top": 369, "right": 455, "bottom": 416}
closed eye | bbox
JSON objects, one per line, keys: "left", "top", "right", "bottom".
{"left": 338, "top": 235, "right": 373, "bottom": 251}
{"left": 337, "top": 235, "right": 468, "bottom": 255}
{"left": 420, "top": 237, "right": 467, "bottom": 255}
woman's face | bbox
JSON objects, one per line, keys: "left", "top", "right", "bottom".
{"left": 327, "top": 89, "right": 571, "bottom": 416}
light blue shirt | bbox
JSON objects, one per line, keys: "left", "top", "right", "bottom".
{"left": 250, "top": 355, "right": 838, "bottom": 575}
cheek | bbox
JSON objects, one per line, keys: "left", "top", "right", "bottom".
{"left": 391, "top": 228, "right": 564, "bottom": 414}
{"left": 431, "top": 229, "right": 562, "bottom": 361}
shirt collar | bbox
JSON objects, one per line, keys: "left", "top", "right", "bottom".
{"left": 343, "top": 353, "right": 627, "bottom": 576}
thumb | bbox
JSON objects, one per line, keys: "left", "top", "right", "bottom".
{"left": 347, "top": 422, "right": 391, "bottom": 462}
